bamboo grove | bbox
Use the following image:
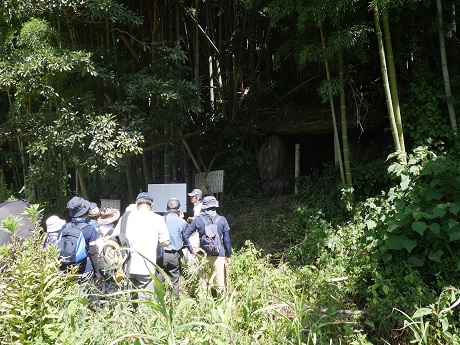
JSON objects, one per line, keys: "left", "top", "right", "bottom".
{"left": 0, "top": 0, "right": 459, "bottom": 207}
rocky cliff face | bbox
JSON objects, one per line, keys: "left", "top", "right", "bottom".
{"left": 257, "top": 134, "right": 294, "bottom": 195}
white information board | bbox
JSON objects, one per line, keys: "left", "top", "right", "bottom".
{"left": 148, "top": 183, "right": 187, "bottom": 213}
{"left": 195, "top": 170, "right": 224, "bottom": 193}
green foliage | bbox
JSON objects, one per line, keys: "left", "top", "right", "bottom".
{"left": 18, "top": 18, "right": 59, "bottom": 49}
{"left": 0, "top": 180, "right": 13, "bottom": 203}
{"left": 394, "top": 288, "right": 460, "bottom": 344}
{"left": 363, "top": 147, "right": 460, "bottom": 267}
{"left": 402, "top": 66, "right": 454, "bottom": 146}
{"left": 0, "top": 210, "right": 89, "bottom": 344}
{"left": 296, "top": 162, "right": 346, "bottom": 218}
{"left": 1, "top": 215, "right": 22, "bottom": 236}
{"left": 351, "top": 157, "right": 392, "bottom": 200}
{"left": 221, "top": 150, "right": 261, "bottom": 198}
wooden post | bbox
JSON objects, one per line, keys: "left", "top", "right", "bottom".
{"left": 178, "top": 129, "right": 212, "bottom": 194}
{"left": 295, "top": 143, "right": 300, "bottom": 195}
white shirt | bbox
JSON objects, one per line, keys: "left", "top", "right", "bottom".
{"left": 117, "top": 209, "right": 169, "bottom": 275}
{"left": 193, "top": 202, "right": 202, "bottom": 217}
{"left": 95, "top": 223, "right": 115, "bottom": 254}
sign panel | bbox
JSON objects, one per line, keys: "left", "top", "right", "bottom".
{"left": 148, "top": 183, "right": 187, "bottom": 213}
{"left": 194, "top": 170, "right": 224, "bottom": 194}
{"left": 100, "top": 199, "right": 121, "bottom": 211}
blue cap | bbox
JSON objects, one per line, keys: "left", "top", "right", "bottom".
{"left": 136, "top": 192, "right": 153, "bottom": 204}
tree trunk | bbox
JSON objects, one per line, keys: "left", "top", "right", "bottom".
{"left": 437, "top": 0, "right": 457, "bottom": 132}
{"left": 374, "top": 10, "right": 401, "bottom": 153}
{"left": 338, "top": 49, "right": 352, "bottom": 185}
{"left": 78, "top": 171, "right": 89, "bottom": 200}
{"left": 382, "top": 14, "right": 406, "bottom": 154}
{"left": 124, "top": 157, "right": 134, "bottom": 202}
{"left": 194, "top": 0, "right": 199, "bottom": 80}
{"left": 178, "top": 129, "right": 212, "bottom": 194}
{"left": 163, "top": 125, "right": 170, "bottom": 183}
{"left": 320, "top": 26, "right": 345, "bottom": 185}
{"left": 142, "top": 152, "right": 149, "bottom": 190}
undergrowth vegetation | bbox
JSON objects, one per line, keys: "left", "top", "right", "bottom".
{"left": 1, "top": 145, "right": 460, "bottom": 344}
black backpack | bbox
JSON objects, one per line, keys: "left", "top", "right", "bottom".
{"left": 198, "top": 215, "right": 222, "bottom": 256}
{"left": 56, "top": 222, "right": 88, "bottom": 266}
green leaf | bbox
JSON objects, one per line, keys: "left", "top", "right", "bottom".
{"left": 432, "top": 207, "right": 447, "bottom": 218}
{"left": 448, "top": 219, "right": 459, "bottom": 229}
{"left": 387, "top": 235, "right": 406, "bottom": 250}
{"left": 426, "top": 187, "right": 442, "bottom": 201}
{"left": 440, "top": 317, "right": 449, "bottom": 332}
{"left": 387, "top": 221, "right": 400, "bottom": 232}
{"left": 449, "top": 203, "right": 460, "bottom": 215}
{"left": 382, "top": 252, "right": 392, "bottom": 263}
{"left": 382, "top": 285, "right": 389, "bottom": 295}
{"left": 395, "top": 200, "right": 406, "bottom": 211}
{"left": 412, "top": 222, "right": 427, "bottom": 236}
{"left": 403, "top": 239, "right": 417, "bottom": 253}
{"left": 448, "top": 229, "right": 460, "bottom": 241}
{"left": 409, "top": 255, "right": 424, "bottom": 267}
{"left": 428, "top": 250, "right": 443, "bottom": 262}
{"left": 428, "top": 223, "right": 440, "bottom": 234}
{"left": 412, "top": 307, "right": 432, "bottom": 318}
{"left": 412, "top": 211, "right": 423, "bottom": 221}
{"left": 430, "top": 178, "right": 441, "bottom": 187}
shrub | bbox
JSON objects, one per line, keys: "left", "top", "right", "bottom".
{"left": 0, "top": 213, "right": 89, "bottom": 344}
{"left": 363, "top": 147, "right": 460, "bottom": 269}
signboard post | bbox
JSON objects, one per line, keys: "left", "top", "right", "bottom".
{"left": 195, "top": 170, "right": 224, "bottom": 198}
{"left": 100, "top": 199, "right": 121, "bottom": 211}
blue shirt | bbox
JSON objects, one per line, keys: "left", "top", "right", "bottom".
{"left": 164, "top": 213, "right": 187, "bottom": 251}
{"left": 88, "top": 219, "right": 100, "bottom": 233}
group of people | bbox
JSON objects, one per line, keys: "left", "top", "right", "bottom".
{"left": 44, "top": 188, "right": 232, "bottom": 305}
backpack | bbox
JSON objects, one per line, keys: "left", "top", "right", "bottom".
{"left": 98, "top": 214, "right": 131, "bottom": 283}
{"left": 198, "top": 215, "right": 222, "bottom": 256}
{"left": 56, "top": 222, "right": 88, "bottom": 266}
{"left": 43, "top": 232, "right": 59, "bottom": 249}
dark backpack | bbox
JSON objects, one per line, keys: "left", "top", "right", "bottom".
{"left": 56, "top": 222, "right": 88, "bottom": 266}
{"left": 198, "top": 215, "right": 222, "bottom": 256}
{"left": 99, "top": 213, "right": 131, "bottom": 282}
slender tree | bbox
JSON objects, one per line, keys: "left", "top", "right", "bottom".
{"left": 374, "top": 8, "right": 401, "bottom": 153}
{"left": 436, "top": 0, "right": 457, "bottom": 132}
{"left": 338, "top": 48, "right": 352, "bottom": 184}
{"left": 321, "top": 26, "right": 346, "bottom": 185}
{"left": 382, "top": 14, "right": 406, "bottom": 154}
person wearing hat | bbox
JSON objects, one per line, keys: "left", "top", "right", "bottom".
{"left": 156, "top": 198, "right": 187, "bottom": 297}
{"left": 62, "top": 196, "right": 102, "bottom": 284}
{"left": 183, "top": 196, "right": 232, "bottom": 295}
{"left": 97, "top": 207, "right": 120, "bottom": 237}
{"left": 186, "top": 188, "right": 203, "bottom": 223}
{"left": 95, "top": 207, "right": 121, "bottom": 254}
{"left": 95, "top": 207, "right": 121, "bottom": 301}
{"left": 43, "top": 215, "right": 66, "bottom": 248}
{"left": 88, "top": 202, "right": 101, "bottom": 232}
{"left": 184, "top": 189, "right": 203, "bottom": 262}
{"left": 115, "top": 192, "right": 170, "bottom": 307}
